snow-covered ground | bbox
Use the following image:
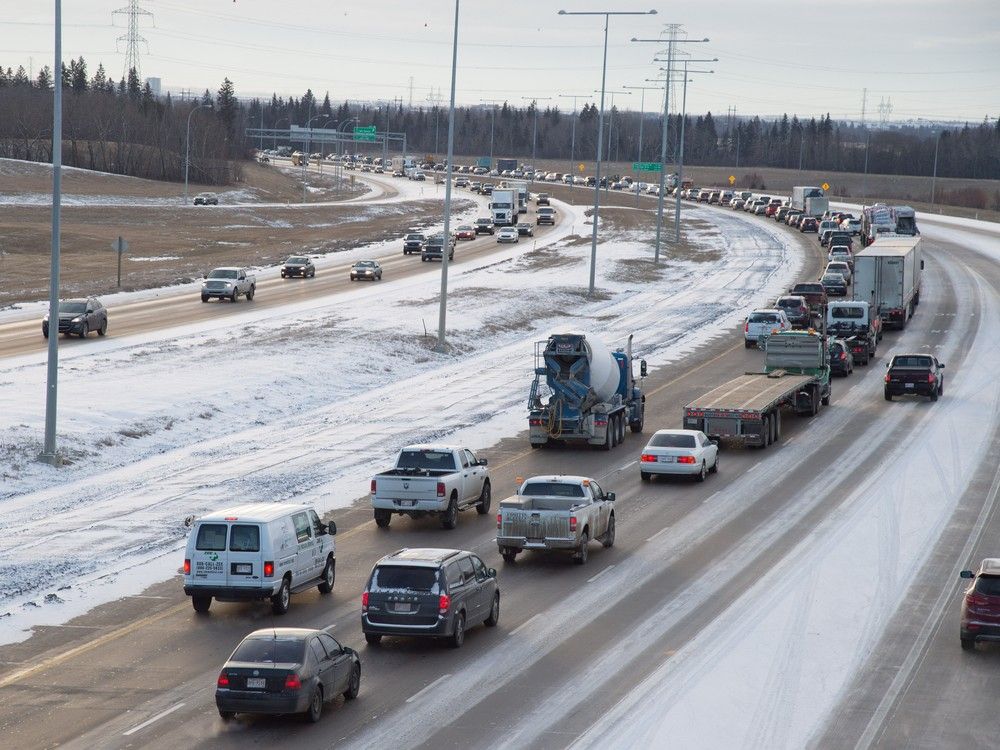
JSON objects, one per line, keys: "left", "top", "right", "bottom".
{"left": 0, "top": 198, "right": 800, "bottom": 644}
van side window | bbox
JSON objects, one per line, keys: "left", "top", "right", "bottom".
{"left": 292, "top": 513, "right": 312, "bottom": 544}
{"left": 195, "top": 523, "right": 227, "bottom": 551}
{"left": 445, "top": 562, "right": 463, "bottom": 590}
{"left": 309, "top": 510, "right": 324, "bottom": 537}
{"left": 229, "top": 524, "right": 260, "bottom": 552}
{"left": 458, "top": 557, "right": 476, "bottom": 584}
{"left": 471, "top": 555, "right": 488, "bottom": 582}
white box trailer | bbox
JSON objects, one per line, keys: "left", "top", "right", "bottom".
{"left": 852, "top": 236, "right": 923, "bottom": 330}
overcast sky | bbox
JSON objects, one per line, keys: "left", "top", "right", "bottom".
{"left": 6, "top": 1, "right": 1000, "bottom": 124}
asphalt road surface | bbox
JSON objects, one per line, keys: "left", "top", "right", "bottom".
{"left": 0, "top": 202, "right": 997, "bottom": 750}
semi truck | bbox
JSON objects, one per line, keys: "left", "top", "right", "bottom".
{"left": 508, "top": 180, "right": 529, "bottom": 213}
{"left": 528, "top": 333, "right": 647, "bottom": 450}
{"left": 497, "top": 158, "right": 518, "bottom": 172}
{"left": 489, "top": 188, "right": 518, "bottom": 226}
{"left": 852, "top": 235, "right": 923, "bottom": 330}
{"left": 391, "top": 155, "right": 416, "bottom": 172}
{"left": 683, "top": 330, "right": 831, "bottom": 448}
{"left": 791, "top": 186, "right": 830, "bottom": 218}
{"left": 860, "top": 203, "right": 918, "bottom": 246}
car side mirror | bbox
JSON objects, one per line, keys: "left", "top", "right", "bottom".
{"left": 606, "top": 492, "right": 616, "bottom": 502}
{"left": 478, "top": 458, "right": 488, "bottom": 466}
{"left": 202, "top": 273, "right": 207, "bottom": 279}
{"left": 325, "top": 521, "right": 337, "bottom": 536}
{"left": 885, "top": 362, "right": 890, "bottom": 368}
{"left": 939, "top": 363, "right": 945, "bottom": 369}
{"left": 488, "top": 568, "right": 497, "bottom": 579}
{"left": 960, "top": 570, "right": 974, "bottom": 579}
{"left": 640, "top": 360, "right": 648, "bottom": 377}
{"left": 920, "top": 260, "right": 925, "bottom": 270}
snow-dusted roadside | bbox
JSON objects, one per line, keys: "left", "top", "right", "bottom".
{"left": 0, "top": 202, "right": 800, "bottom": 644}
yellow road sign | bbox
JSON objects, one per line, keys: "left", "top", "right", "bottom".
{"left": 822, "top": 182, "right": 830, "bottom": 191}
{"left": 578, "top": 163, "right": 586, "bottom": 172}
{"left": 728, "top": 175, "right": 736, "bottom": 185}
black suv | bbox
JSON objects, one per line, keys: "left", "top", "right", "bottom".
{"left": 403, "top": 233, "right": 426, "bottom": 255}
{"left": 474, "top": 218, "right": 494, "bottom": 235}
{"left": 42, "top": 297, "right": 108, "bottom": 338}
{"left": 362, "top": 548, "right": 500, "bottom": 649}
{"left": 884, "top": 353, "right": 945, "bottom": 401}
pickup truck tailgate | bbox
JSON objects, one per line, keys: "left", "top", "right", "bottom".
{"left": 375, "top": 476, "right": 439, "bottom": 501}
{"left": 500, "top": 509, "right": 571, "bottom": 540}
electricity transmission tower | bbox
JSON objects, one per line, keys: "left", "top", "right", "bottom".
{"left": 112, "top": 0, "right": 154, "bottom": 80}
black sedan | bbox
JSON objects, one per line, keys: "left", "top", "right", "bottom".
{"left": 350, "top": 260, "right": 383, "bottom": 281}
{"left": 474, "top": 218, "right": 494, "bottom": 235}
{"left": 829, "top": 338, "right": 854, "bottom": 377}
{"left": 216, "top": 628, "right": 361, "bottom": 723}
{"left": 281, "top": 255, "right": 315, "bottom": 278}
{"left": 42, "top": 297, "right": 108, "bottom": 338}
{"left": 884, "top": 354, "right": 945, "bottom": 401}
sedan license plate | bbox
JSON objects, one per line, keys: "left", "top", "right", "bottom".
{"left": 905, "top": 383, "right": 914, "bottom": 389}
{"left": 246, "top": 677, "right": 266, "bottom": 689}
{"left": 234, "top": 563, "right": 252, "bottom": 574}
{"left": 658, "top": 455, "right": 675, "bottom": 463}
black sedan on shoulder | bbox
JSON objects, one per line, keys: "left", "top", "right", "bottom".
{"left": 216, "top": 628, "right": 361, "bottom": 723}
{"left": 281, "top": 255, "right": 315, "bottom": 278}
{"left": 884, "top": 353, "right": 945, "bottom": 401}
{"left": 42, "top": 297, "right": 108, "bottom": 338}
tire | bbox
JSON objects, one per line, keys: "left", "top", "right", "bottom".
{"left": 761, "top": 416, "right": 771, "bottom": 448}
{"left": 930, "top": 389, "right": 938, "bottom": 402}
{"left": 609, "top": 419, "right": 618, "bottom": 449}
{"left": 344, "top": 664, "right": 361, "bottom": 700}
{"left": 246, "top": 286, "right": 255, "bottom": 301}
{"left": 939, "top": 381, "right": 944, "bottom": 397}
{"left": 501, "top": 548, "right": 518, "bottom": 564}
{"left": 601, "top": 514, "right": 616, "bottom": 548}
{"left": 744, "top": 340, "right": 754, "bottom": 348}
{"left": 364, "top": 633, "right": 382, "bottom": 646}
{"left": 42, "top": 328, "right": 49, "bottom": 339}
{"left": 884, "top": 390, "right": 893, "bottom": 402}
{"left": 631, "top": 414, "right": 644, "bottom": 434}
{"left": 640, "top": 471, "right": 651, "bottom": 482}
{"left": 191, "top": 595, "right": 211, "bottom": 613}
{"left": 961, "top": 637, "right": 975, "bottom": 652}
{"left": 230, "top": 290, "right": 238, "bottom": 303}
{"left": 374, "top": 509, "right": 391, "bottom": 528}
{"left": 822, "top": 387, "right": 831, "bottom": 406}
{"left": 484, "top": 593, "right": 500, "bottom": 627}
{"left": 449, "top": 612, "right": 466, "bottom": 649}
{"left": 305, "top": 686, "right": 323, "bottom": 723}
{"left": 219, "top": 710, "right": 235, "bottom": 721}
{"left": 317, "top": 557, "right": 335, "bottom": 594}
{"left": 696, "top": 462, "right": 707, "bottom": 482}
{"left": 201, "top": 295, "right": 209, "bottom": 303}
{"left": 98, "top": 319, "right": 108, "bottom": 337}
{"left": 79, "top": 323, "right": 88, "bottom": 339}
{"left": 271, "top": 578, "right": 291, "bottom": 615}
{"left": 574, "top": 532, "right": 590, "bottom": 565}
{"left": 475, "top": 482, "right": 491, "bottom": 515}
{"left": 440, "top": 498, "right": 458, "bottom": 530}
{"left": 709, "top": 453, "right": 719, "bottom": 474}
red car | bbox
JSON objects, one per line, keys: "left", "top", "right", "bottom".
{"left": 960, "top": 559, "right": 1000, "bottom": 650}
{"left": 800, "top": 217, "right": 819, "bottom": 232}
{"left": 455, "top": 225, "right": 476, "bottom": 241}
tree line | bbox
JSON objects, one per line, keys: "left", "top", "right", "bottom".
{"left": 2, "top": 57, "right": 997, "bottom": 193}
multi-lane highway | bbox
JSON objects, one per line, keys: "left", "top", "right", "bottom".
{"left": 1, "top": 187, "right": 997, "bottom": 749}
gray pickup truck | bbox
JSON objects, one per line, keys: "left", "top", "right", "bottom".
{"left": 496, "top": 475, "right": 616, "bottom": 565}
{"left": 201, "top": 267, "right": 256, "bottom": 302}
{"left": 370, "top": 445, "right": 491, "bottom": 530}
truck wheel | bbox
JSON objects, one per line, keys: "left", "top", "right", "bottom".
{"left": 640, "top": 471, "right": 651, "bottom": 482}
{"left": 374, "top": 509, "right": 391, "bottom": 528}
{"left": 930, "top": 389, "right": 938, "bottom": 402}
{"left": 230, "top": 290, "right": 238, "bottom": 303}
{"left": 884, "top": 390, "right": 893, "bottom": 402}
{"left": 601, "top": 515, "right": 616, "bottom": 548}
{"left": 961, "top": 637, "right": 975, "bottom": 651}
{"left": 630, "top": 415, "right": 644, "bottom": 434}
{"left": 271, "top": 578, "right": 291, "bottom": 615}
{"left": 822, "top": 386, "right": 831, "bottom": 406}
{"left": 364, "top": 633, "right": 382, "bottom": 646}
{"left": 475, "top": 482, "right": 492, "bottom": 515}
{"left": 601, "top": 424, "right": 612, "bottom": 451}
{"left": 501, "top": 547, "right": 518, "bottom": 564}
{"left": 440, "top": 498, "right": 458, "bottom": 530}
{"left": 192, "top": 595, "right": 211, "bottom": 613}
{"left": 573, "top": 533, "right": 590, "bottom": 565}
{"left": 317, "top": 557, "right": 335, "bottom": 594}
{"left": 247, "top": 286, "right": 255, "bottom": 301}
{"left": 201, "top": 295, "right": 209, "bottom": 303}
{"left": 760, "top": 416, "right": 771, "bottom": 448}
{"left": 618, "top": 416, "right": 626, "bottom": 444}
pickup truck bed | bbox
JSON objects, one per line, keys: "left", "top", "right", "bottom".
{"left": 688, "top": 372, "right": 815, "bottom": 412}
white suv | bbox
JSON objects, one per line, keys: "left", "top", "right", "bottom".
{"left": 744, "top": 308, "right": 791, "bottom": 348}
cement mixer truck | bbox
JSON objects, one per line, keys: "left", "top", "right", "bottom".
{"left": 528, "top": 333, "right": 647, "bottom": 450}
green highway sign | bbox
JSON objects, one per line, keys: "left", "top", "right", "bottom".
{"left": 354, "top": 125, "right": 377, "bottom": 142}
{"left": 632, "top": 161, "right": 662, "bottom": 172}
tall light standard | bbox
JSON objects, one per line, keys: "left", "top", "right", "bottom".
{"left": 930, "top": 129, "right": 942, "bottom": 205}
{"left": 437, "top": 0, "right": 461, "bottom": 351}
{"left": 559, "top": 8, "right": 658, "bottom": 295}
{"left": 479, "top": 99, "right": 503, "bottom": 168}
{"left": 635, "top": 33, "right": 709, "bottom": 262}
{"left": 623, "top": 84, "right": 662, "bottom": 206}
{"left": 184, "top": 102, "right": 212, "bottom": 205}
{"left": 521, "top": 96, "right": 552, "bottom": 174}
{"left": 557, "top": 93, "right": 590, "bottom": 199}
{"left": 336, "top": 117, "right": 357, "bottom": 194}
{"left": 671, "top": 62, "right": 715, "bottom": 243}
{"left": 273, "top": 115, "right": 289, "bottom": 150}
{"left": 594, "top": 89, "right": 631, "bottom": 170}
{"left": 303, "top": 113, "right": 330, "bottom": 203}
{"left": 41, "top": 0, "right": 64, "bottom": 464}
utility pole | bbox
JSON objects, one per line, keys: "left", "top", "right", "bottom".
{"left": 623, "top": 84, "right": 662, "bottom": 206}
{"left": 930, "top": 129, "right": 941, "bottom": 205}
{"left": 558, "top": 93, "right": 590, "bottom": 203}
{"left": 521, "top": 96, "right": 552, "bottom": 174}
{"left": 595, "top": 89, "right": 631, "bottom": 177}
{"left": 673, "top": 61, "right": 715, "bottom": 243}
{"left": 479, "top": 99, "right": 504, "bottom": 168}
{"left": 436, "top": 0, "right": 461, "bottom": 351}
{"left": 112, "top": 0, "right": 153, "bottom": 80}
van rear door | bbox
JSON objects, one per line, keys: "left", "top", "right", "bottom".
{"left": 226, "top": 523, "right": 264, "bottom": 590}
{"left": 191, "top": 522, "right": 228, "bottom": 588}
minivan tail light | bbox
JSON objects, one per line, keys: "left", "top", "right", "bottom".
{"left": 438, "top": 594, "right": 450, "bottom": 613}
{"left": 884, "top": 373, "right": 891, "bottom": 383}
{"left": 437, "top": 482, "right": 446, "bottom": 498}
{"left": 370, "top": 479, "right": 376, "bottom": 494}
{"left": 569, "top": 517, "right": 577, "bottom": 532}
{"left": 284, "top": 673, "right": 302, "bottom": 690}
{"left": 183, "top": 558, "right": 191, "bottom": 575}
{"left": 263, "top": 561, "right": 274, "bottom": 578}
{"left": 217, "top": 672, "right": 229, "bottom": 687}
{"left": 497, "top": 513, "right": 502, "bottom": 529}
{"left": 966, "top": 593, "right": 989, "bottom": 608}
{"left": 927, "top": 373, "right": 936, "bottom": 383}
{"left": 361, "top": 591, "right": 369, "bottom": 610}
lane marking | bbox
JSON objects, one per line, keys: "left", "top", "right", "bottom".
{"left": 618, "top": 460, "right": 637, "bottom": 471}
{"left": 587, "top": 564, "right": 617, "bottom": 584}
{"left": 405, "top": 673, "right": 451, "bottom": 704}
{"left": 122, "top": 702, "right": 185, "bottom": 736}
{"left": 701, "top": 491, "right": 723, "bottom": 505}
{"left": 745, "top": 463, "right": 763, "bottom": 475}
{"left": 646, "top": 526, "right": 671, "bottom": 543}
{"left": 510, "top": 614, "right": 541, "bottom": 637}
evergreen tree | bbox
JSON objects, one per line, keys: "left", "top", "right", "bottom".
{"left": 127, "top": 67, "right": 141, "bottom": 99}
{"left": 201, "top": 88, "right": 213, "bottom": 106}
{"left": 91, "top": 62, "right": 107, "bottom": 91}
{"left": 141, "top": 81, "right": 154, "bottom": 112}
{"left": 12, "top": 65, "right": 29, "bottom": 86}
{"left": 71, "top": 56, "right": 88, "bottom": 93}
{"left": 35, "top": 65, "right": 53, "bottom": 90}
{"left": 216, "top": 77, "right": 238, "bottom": 136}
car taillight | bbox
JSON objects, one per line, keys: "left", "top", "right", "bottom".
{"left": 595, "top": 418, "right": 607, "bottom": 427}
{"left": 840, "top": 352, "right": 847, "bottom": 360}
{"left": 263, "top": 561, "right": 274, "bottom": 577}
{"left": 569, "top": 517, "right": 578, "bottom": 532}
{"left": 438, "top": 594, "right": 450, "bottom": 613}
{"left": 437, "top": 482, "right": 446, "bottom": 498}
{"left": 497, "top": 513, "right": 502, "bottom": 529}
{"left": 744, "top": 321, "right": 749, "bottom": 333}
{"left": 284, "top": 673, "right": 302, "bottom": 690}
{"left": 370, "top": 479, "right": 376, "bottom": 494}
{"left": 529, "top": 418, "right": 543, "bottom": 426}
{"left": 677, "top": 455, "right": 696, "bottom": 464}
{"left": 884, "top": 374, "right": 891, "bottom": 383}
{"left": 361, "top": 590, "right": 369, "bottom": 610}
{"left": 217, "top": 672, "right": 229, "bottom": 687}
{"left": 927, "top": 373, "right": 936, "bottom": 383}
{"left": 640, "top": 454, "right": 656, "bottom": 462}
{"left": 966, "top": 593, "right": 989, "bottom": 607}
{"left": 183, "top": 559, "right": 191, "bottom": 575}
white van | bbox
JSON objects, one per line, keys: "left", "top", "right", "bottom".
{"left": 183, "top": 503, "right": 337, "bottom": 615}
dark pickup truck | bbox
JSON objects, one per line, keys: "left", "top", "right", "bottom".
{"left": 884, "top": 354, "right": 945, "bottom": 401}
{"left": 474, "top": 218, "right": 495, "bottom": 235}
{"left": 789, "top": 282, "right": 828, "bottom": 313}
{"left": 403, "top": 233, "right": 426, "bottom": 255}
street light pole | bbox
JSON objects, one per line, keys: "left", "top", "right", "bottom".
{"left": 558, "top": 93, "right": 590, "bottom": 200}
{"left": 336, "top": 117, "right": 357, "bottom": 196}
{"left": 623, "top": 84, "right": 662, "bottom": 206}
{"left": 930, "top": 130, "right": 941, "bottom": 205}
{"left": 437, "top": 0, "right": 461, "bottom": 351}
{"left": 560, "top": 8, "right": 658, "bottom": 295}
{"left": 184, "top": 103, "right": 211, "bottom": 205}
{"left": 672, "top": 62, "right": 714, "bottom": 243}
{"left": 521, "top": 96, "right": 552, "bottom": 179}
{"left": 480, "top": 99, "right": 503, "bottom": 168}
{"left": 41, "top": 0, "right": 63, "bottom": 464}
{"left": 594, "top": 89, "right": 631, "bottom": 185}
{"left": 303, "top": 113, "right": 330, "bottom": 203}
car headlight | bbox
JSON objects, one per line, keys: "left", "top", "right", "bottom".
{"left": 71, "top": 316, "right": 82, "bottom": 323}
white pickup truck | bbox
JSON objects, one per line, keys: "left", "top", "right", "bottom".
{"left": 201, "top": 266, "right": 256, "bottom": 302}
{"left": 496, "top": 475, "right": 616, "bottom": 565}
{"left": 370, "top": 445, "right": 491, "bottom": 530}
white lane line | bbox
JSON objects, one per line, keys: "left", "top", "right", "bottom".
{"left": 587, "top": 564, "right": 617, "bottom": 584}
{"left": 782, "top": 437, "right": 796, "bottom": 447}
{"left": 405, "top": 673, "right": 451, "bottom": 704}
{"left": 510, "top": 614, "right": 541, "bottom": 637}
{"left": 701, "top": 491, "right": 723, "bottom": 505}
{"left": 122, "top": 703, "right": 186, "bottom": 736}
{"left": 646, "top": 525, "right": 672, "bottom": 543}
{"left": 745, "top": 463, "right": 763, "bottom": 475}
{"left": 618, "top": 460, "right": 637, "bottom": 471}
